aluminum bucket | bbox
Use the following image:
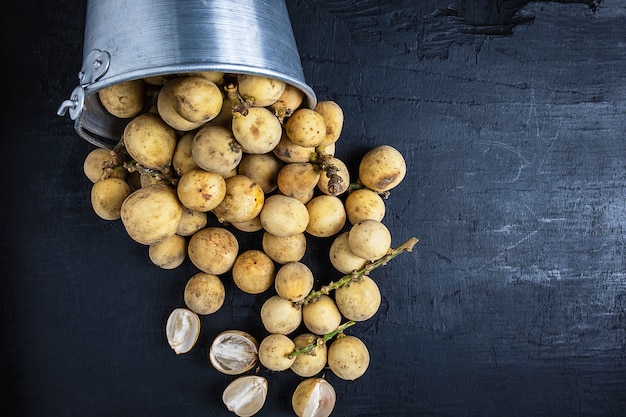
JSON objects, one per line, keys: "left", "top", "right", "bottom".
{"left": 58, "top": 0, "right": 316, "bottom": 148}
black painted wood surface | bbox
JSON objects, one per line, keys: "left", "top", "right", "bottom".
{"left": 2, "top": 0, "right": 625, "bottom": 416}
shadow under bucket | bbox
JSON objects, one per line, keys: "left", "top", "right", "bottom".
{"left": 58, "top": 0, "right": 316, "bottom": 148}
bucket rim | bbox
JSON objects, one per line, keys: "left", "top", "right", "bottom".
{"left": 83, "top": 64, "right": 317, "bottom": 110}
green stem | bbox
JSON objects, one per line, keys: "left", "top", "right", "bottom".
{"left": 297, "top": 237, "right": 419, "bottom": 307}
{"left": 288, "top": 321, "right": 356, "bottom": 358}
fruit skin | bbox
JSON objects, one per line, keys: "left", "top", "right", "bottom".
{"left": 260, "top": 194, "right": 310, "bottom": 237}
{"left": 231, "top": 106, "right": 282, "bottom": 154}
{"left": 237, "top": 153, "right": 283, "bottom": 194}
{"left": 314, "top": 100, "right": 344, "bottom": 147}
{"left": 90, "top": 177, "right": 131, "bottom": 221}
{"left": 317, "top": 157, "right": 350, "bottom": 197}
{"left": 98, "top": 79, "right": 146, "bottom": 119}
{"left": 291, "top": 377, "right": 336, "bottom": 417}
{"left": 335, "top": 276, "right": 381, "bottom": 322}
{"left": 236, "top": 74, "right": 286, "bottom": 107}
{"left": 258, "top": 334, "right": 296, "bottom": 371}
{"left": 187, "top": 227, "right": 239, "bottom": 275}
{"left": 344, "top": 188, "right": 386, "bottom": 225}
{"left": 284, "top": 108, "right": 327, "bottom": 148}
{"left": 358, "top": 145, "right": 407, "bottom": 192}
{"left": 348, "top": 219, "right": 391, "bottom": 261}
{"left": 232, "top": 250, "right": 276, "bottom": 295}
{"left": 183, "top": 272, "right": 225, "bottom": 315}
{"left": 157, "top": 76, "right": 222, "bottom": 130}
{"left": 274, "top": 261, "right": 314, "bottom": 303}
{"left": 213, "top": 175, "right": 265, "bottom": 224}
{"left": 305, "top": 195, "right": 346, "bottom": 238}
{"left": 262, "top": 232, "right": 307, "bottom": 264}
{"left": 123, "top": 112, "right": 177, "bottom": 170}
{"left": 260, "top": 295, "right": 302, "bottom": 335}
{"left": 290, "top": 333, "right": 328, "bottom": 378}
{"left": 176, "top": 168, "right": 226, "bottom": 212}
{"left": 148, "top": 234, "right": 187, "bottom": 270}
{"left": 191, "top": 124, "right": 242, "bottom": 177}
{"left": 302, "top": 295, "right": 342, "bottom": 336}
{"left": 327, "top": 335, "right": 370, "bottom": 381}
{"left": 120, "top": 184, "right": 183, "bottom": 245}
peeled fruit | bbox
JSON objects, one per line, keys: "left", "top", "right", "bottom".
{"left": 210, "top": 330, "right": 259, "bottom": 375}
{"left": 222, "top": 375, "right": 268, "bottom": 417}
{"left": 292, "top": 378, "right": 336, "bottom": 417}
{"left": 327, "top": 335, "right": 370, "bottom": 381}
{"left": 165, "top": 307, "right": 200, "bottom": 354}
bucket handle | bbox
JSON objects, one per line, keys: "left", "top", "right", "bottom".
{"left": 57, "top": 49, "right": 112, "bottom": 148}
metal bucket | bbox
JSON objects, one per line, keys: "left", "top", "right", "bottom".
{"left": 58, "top": 0, "right": 316, "bottom": 148}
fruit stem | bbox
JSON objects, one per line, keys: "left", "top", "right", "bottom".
{"left": 123, "top": 160, "right": 179, "bottom": 186}
{"left": 225, "top": 83, "right": 253, "bottom": 116}
{"left": 311, "top": 147, "right": 344, "bottom": 195}
{"left": 288, "top": 321, "right": 356, "bottom": 358}
{"left": 297, "top": 237, "right": 419, "bottom": 307}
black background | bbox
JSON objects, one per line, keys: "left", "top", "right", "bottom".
{"left": 2, "top": 0, "right": 626, "bottom": 416}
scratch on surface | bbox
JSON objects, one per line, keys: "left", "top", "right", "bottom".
{"left": 479, "top": 229, "right": 539, "bottom": 270}
{"left": 526, "top": 87, "right": 541, "bottom": 137}
{"left": 476, "top": 139, "right": 529, "bottom": 183}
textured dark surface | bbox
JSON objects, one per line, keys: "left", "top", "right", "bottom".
{"left": 2, "top": 0, "right": 626, "bottom": 416}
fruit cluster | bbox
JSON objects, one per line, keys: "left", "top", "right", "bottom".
{"left": 82, "top": 71, "right": 417, "bottom": 417}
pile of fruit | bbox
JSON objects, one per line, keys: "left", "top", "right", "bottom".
{"left": 82, "top": 71, "right": 417, "bottom": 417}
